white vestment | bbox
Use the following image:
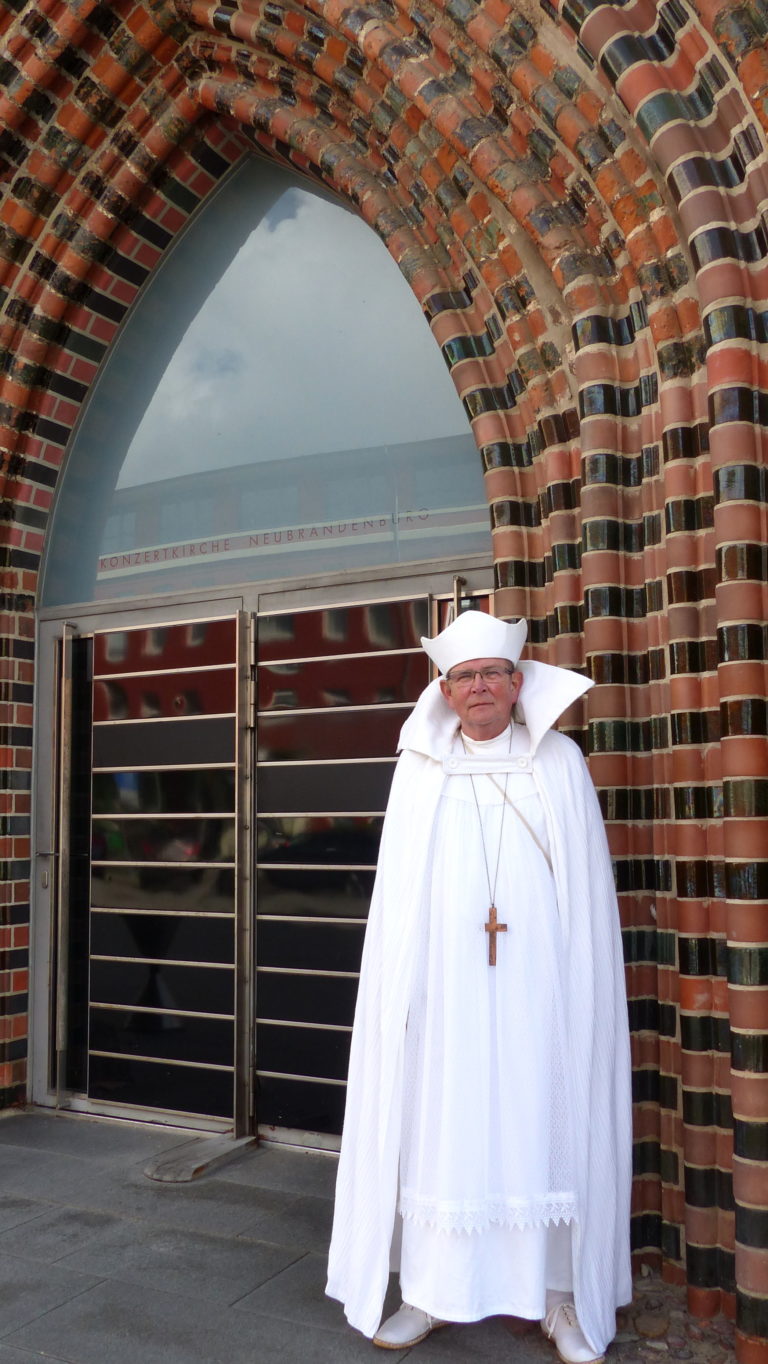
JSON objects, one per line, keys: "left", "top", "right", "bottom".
{"left": 326, "top": 664, "right": 633, "bottom": 1354}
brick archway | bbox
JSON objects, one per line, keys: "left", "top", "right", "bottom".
{"left": 0, "top": 2, "right": 766, "bottom": 1357}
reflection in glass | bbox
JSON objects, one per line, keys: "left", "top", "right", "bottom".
{"left": 257, "top": 708, "right": 407, "bottom": 761}
{"left": 256, "top": 869, "right": 375, "bottom": 919}
{"left": 258, "top": 653, "right": 428, "bottom": 711}
{"left": 40, "top": 157, "right": 486, "bottom": 607}
{"left": 92, "top": 620, "right": 237, "bottom": 674}
{"left": 93, "top": 768, "right": 236, "bottom": 815}
{"left": 258, "top": 599, "right": 430, "bottom": 661}
{"left": 257, "top": 815, "right": 383, "bottom": 866}
{"left": 257, "top": 760, "right": 396, "bottom": 814}
{"left": 91, "top": 817, "right": 235, "bottom": 865}
{"left": 92, "top": 863, "right": 235, "bottom": 914}
{"left": 93, "top": 667, "right": 236, "bottom": 721}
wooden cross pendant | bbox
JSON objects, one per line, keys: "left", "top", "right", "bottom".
{"left": 484, "top": 904, "right": 507, "bottom": 966}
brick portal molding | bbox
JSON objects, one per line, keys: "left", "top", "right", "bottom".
{"left": 0, "top": 0, "right": 766, "bottom": 1356}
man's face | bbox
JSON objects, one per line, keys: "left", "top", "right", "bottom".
{"left": 439, "top": 656, "right": 523, "bottom": 741}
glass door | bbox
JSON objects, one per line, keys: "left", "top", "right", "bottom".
{"left": 252, "top": 584, "right": 491, "bottom": 1144}
{"left": 35, "top": 606, "right": 251, "bottom": 1132}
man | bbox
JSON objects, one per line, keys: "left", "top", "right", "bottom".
{"left": 326, "top": 611, "right": 632, "bottom": 1364}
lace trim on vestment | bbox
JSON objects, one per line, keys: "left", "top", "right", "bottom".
{"left": 399, "top": 1191, "right": 577, "bottom": 1235}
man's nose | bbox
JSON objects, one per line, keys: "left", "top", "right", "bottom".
{"left": 470, "top": 670, "right": 489, "bottom": 690}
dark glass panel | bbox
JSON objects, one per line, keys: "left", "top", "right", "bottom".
{"left": 90, "top": 912, "right": 234, "bottom": 964}
{"left": 93, "top": 667, "right": 236, "bottom": 722}
{"left": 91, "top": 817, "right": 235, "bottom": 865}
{"left": 92, "top": 717, "right": 235, "bottom": 767}
{"left": 92, "top": 863, "right": 234, "bottom": 913}
{"left": 88, "top": 1053, "right": 233, "bottom": 1118}
{"left": 258, "top": 653, "right": 427, "bottom": 711}
{"left": 257, "top": 815, "right": 383, "bottom": 867}
{"left": 258, "top": 599, "right": 429, "bottom": 661}
{"left": 256, "top": 1022, "right": 351, "bottom": 1081}
{"left": 257, "top": 760, "right": 395, "bottom": 814}
{"left": 92, "top": 768, "right": 236, "bottom": 815}
{"left": 90, "top": 1007, "right": 234, "bottom": 1066}
{"left": 256, "top": 1073, "right": 345, "bottom": 1134}
{"left": 256, "top": 968, "right": 359, "bottom": 1026}
{"left": 93, "top": 619, "right": 237, "bottom": 676}
{"left": 258, "top": 708, "right": 406, "bottom": 760}
{"left": 256, "top": 869, "right": 374, "bottom": 918}
{"left": 256, "top": 919, "right": 365, "bottom": 974}
{"left": 90, "top": 959, "right": 234, "bottom": 1015}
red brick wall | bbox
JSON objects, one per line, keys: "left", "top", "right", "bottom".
{"left": 0, "top": 1, "right": 766, "bottom": 1356}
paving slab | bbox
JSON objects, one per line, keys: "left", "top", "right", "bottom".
{"left": 58, "top": 1221, "right": 303, "bottom": 1306}
{"left": 0, "top": 1208, "right": 121, "bottom": 1263}
{"left": 0, "top": 1195, "right": 53, "bottom": 1234}
{"left": 236, "top": 1191, "right": 334, "bottom": 1251}
{"left": 0, "top": 1252, "right": 101, "bottom": 1338}
{"left": 236, "top": 1248, "right": 348, "bottom": 1331}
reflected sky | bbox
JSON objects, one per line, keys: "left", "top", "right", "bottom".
{"left": 119, "top": 160, "right": 471, "bottom": 488}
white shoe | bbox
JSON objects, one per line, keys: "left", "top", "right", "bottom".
{"left": 541, "top": 1300, "right": 605, "bottom": 1364}
{"left": 373, "top": 1302, "right": 448, "bottom": 1349}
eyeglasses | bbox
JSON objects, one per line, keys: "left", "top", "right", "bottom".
{"left": 444, "top": 666, "right": 514, "bottom": 688}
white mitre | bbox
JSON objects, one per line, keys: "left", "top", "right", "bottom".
{"left": 399, "top": 609, "right": 594, "bottom": 758}
{"left": 420, "top": 610, "right": 527, "bottom": 675}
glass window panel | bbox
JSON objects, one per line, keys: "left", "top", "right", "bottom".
{"left": 91, "top": 817, "right": 235, "bottom": 865}
{"left": 256, "top": 760, "right": 395, "bottom": 814}
{"left": 93, "top": 620, "right": 236, "bottom": 675}
{"left": 256, "top": 969, "right": 358, "bottom": 1027}
{"left": 90, "top": 912, "right": 234, "bottom": 964}
{"left": 90, "top": 1008, "right": 234, "bottom": 1066}
{"left": 88, "top": 1054, "right": 233, "bottom": 1118}
{"left": 258, "top": 653, "right": 428, "bottom": 711}
{"left": 92, "top": 769, "right": 236, "bottom": 816}
{"left": 93, "top": 667, "right": 236, "bottom": 721}
{"left": 92, "top": 864, "right": 234, "bottom": 914}
{"left": 257, "top": 815, "right": 383, "bottom": 866}
{"left": 255, "top": 1075, "right": 346, "bottom": 1134}
{"left": 257, "top": 708, "right": 407, "bottom": 761}
{"left": 92, "top": 717, "right": 235, "bottom": 768}
{"left": 256, "top": 869, "right": 374, "bottom": 919}
{"left": 41, "top": 159, "right": 488, "bottom": 608}
{"left": 256, "top": 920, "right": 365, "bottom": 974}
{"left": 258, "top": 600, "right": 430, "bottom": 661}
{"left": 256, "top": 1022, "right": 351, "bottom": 1082}
{"left": 90, "top": 960, "right": 234, "bottom": 1015}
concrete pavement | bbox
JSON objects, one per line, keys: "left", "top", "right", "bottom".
{"left": 0, "top": 1109, "right": 735, "bottom": 1364}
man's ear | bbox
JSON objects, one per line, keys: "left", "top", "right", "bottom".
{"left": 439, "top": 677, "right": 456, "bottom": 710}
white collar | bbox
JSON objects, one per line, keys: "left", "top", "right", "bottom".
{"left": 397, "top": 660, "right": 593, "bottom": 759}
